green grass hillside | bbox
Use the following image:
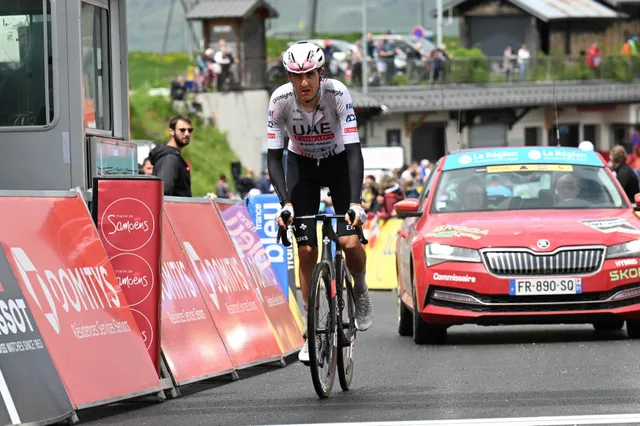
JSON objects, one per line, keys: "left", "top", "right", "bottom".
{"left": 129, "top": 91, "right": 239, "bottom": 196}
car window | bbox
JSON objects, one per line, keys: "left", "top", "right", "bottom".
{"left": 430, "top": 164, "right": 626, "bottom": 213}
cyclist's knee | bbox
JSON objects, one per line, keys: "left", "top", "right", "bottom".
{"left": 339, "top": 235, "right": 361, "bottom": 251}
{"left": 298, "top": 245, "right": 318, "bottom": 264}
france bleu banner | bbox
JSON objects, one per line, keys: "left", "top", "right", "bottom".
{"left": 245, "top": 194, "right": 291, "bottom": 300}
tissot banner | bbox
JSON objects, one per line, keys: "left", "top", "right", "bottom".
{"left": 0, "top": 245, "right": 74, "bottom": 425}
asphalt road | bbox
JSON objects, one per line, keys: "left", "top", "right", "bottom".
{"left": 81, "top": 291, "right": 640, "bottom": 426}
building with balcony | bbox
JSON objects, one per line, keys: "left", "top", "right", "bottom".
{"left": 436, "top": 0, "right": 640, "bottom": 55}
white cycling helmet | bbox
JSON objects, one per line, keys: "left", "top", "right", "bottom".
{"left": 282, "top": 41, "right": 325, "bottom": 74}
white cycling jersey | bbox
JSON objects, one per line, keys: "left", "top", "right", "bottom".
{"left": 266, "top": 78, "right": 360, "bottom": 159}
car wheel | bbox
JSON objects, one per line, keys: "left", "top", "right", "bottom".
{"left": 412, "top": 285, "right": 447, "bottom": 345}
{"left": 593, "top": 318, "right": 624, "bottom": 331}
{"left": 626, "top": 319, "right": 640, "bottom": 338}
{"left": 397, "top": 284, "right": 412, "bottom": 337}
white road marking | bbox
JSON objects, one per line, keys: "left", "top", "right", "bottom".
{"left": 271, "top": 413, "right": 640, "bottom": 426}
{"left": 0, "top": 369, "right": 20, "bottom": 424}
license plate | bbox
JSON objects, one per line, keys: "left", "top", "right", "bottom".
{"left": 509, "top": 277, "right": 582, "bottom": 296}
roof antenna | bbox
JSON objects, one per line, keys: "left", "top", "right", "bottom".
{"left": 457, "top": 108, "right": 461, "bottom": 149}
{"left": 553, "top": 79, "right": 560, "bottom": 147}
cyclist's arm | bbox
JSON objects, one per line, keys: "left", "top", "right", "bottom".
{"left": 336, "top": 85, "right": 364, "bottom": 205}
{"left": 266, "top": 97, "right": 290, "bottom": 207}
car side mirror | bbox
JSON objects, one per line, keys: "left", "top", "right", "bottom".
{"left": 395, "top": 199, "right": 423, "bottom": 218}
{"left": 634, "top": 193, "right": 640, "bottom": 211}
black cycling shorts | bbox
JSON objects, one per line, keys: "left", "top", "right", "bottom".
{"left": 286, "top": 150, "right": 358, "bottom": 247}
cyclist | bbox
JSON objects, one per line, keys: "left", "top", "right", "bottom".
{"left": 266, "top": 41, "right": 375, "bottom": 364}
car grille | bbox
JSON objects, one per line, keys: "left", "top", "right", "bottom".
{"left": 483, "top": 248, "right": 604, "bottom": 276}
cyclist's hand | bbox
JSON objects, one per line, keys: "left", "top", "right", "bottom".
{"left": 276, "top": 204, "right": 294, "bottom": 229}
{"left": 346, "top": 204, "right": 367, "bottom": 227}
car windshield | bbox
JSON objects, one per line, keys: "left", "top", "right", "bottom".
{"left": 430, "top": 164, "right": 626, "bottom": 213}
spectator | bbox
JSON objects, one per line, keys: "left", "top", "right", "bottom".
{"left": 376, "top": 175, "right": 405, "bottom": 220}
{"left": 257, "top": 169, "right": 271, "bottom": 194}
{"left": 517, "top": 44, "right": 530, "bottom": 81}
{"left": 503, "top": 45, "right": 516, "bottom": 81}
{"left": 403, "top": 179, "right": 420, "bottom": 198}
{"left": 586, "top": 42, "right": 601, "bottom": 69}
{"left": 139, "top": 157, "right": 153, "bottom": 175}
{"left": 322, "top": 39, "right": 335, "bottom": 78}
{"left": 216, "top": 174, "right": 230, "bottom": 198}
{"left": 419, "top": 159, "right": 432, "bottom": 181}
{"left": 236, "top": 168, "right": 257, "bottom": 198}
{"left": 401, "top": 161, "right": 420, "bottom": 182}
{"left": 170, "top": 76, "right": 187, "bottom": 101}
{"left": 362, "top": 175, "right": 379, "bottom": 211}
{"left": 149, "top": 115, "right": 193, "bottom": 197}
{"left": 214, "top": 39, "right": 236, "bottom": 92}
{"left": 610, "top": 144, "right": 639, "bottom": 203}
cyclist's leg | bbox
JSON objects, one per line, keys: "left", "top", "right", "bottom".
{"left": 287, "top": 152, "right": 321, "bottom": 362}
{"left": 326, "top": 157, "right": 374, "bottom": 331}
{"left": 287, "top": 152, "right": 322, "bottom": 310}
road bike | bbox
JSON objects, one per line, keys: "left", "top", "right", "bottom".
{"left": 277, "top": 209, "right": 368, "bottom": 399}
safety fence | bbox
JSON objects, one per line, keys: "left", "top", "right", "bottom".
{"left": 0, "top": 176, "right": 306, "bottom": 425}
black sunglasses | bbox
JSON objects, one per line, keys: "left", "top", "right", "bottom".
{"left": 178, "top": 127, "right": 194, "bottom": 133}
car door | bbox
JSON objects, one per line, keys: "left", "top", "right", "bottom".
{"left": 396, "top": 161, "right": 441, "bottom": 303}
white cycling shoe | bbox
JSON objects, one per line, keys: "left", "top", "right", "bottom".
{"left": 354, "top": 290, "right": 374, "bottom": 331}
{"left": 298, "top": 339, "right": 310, "bottom": 365}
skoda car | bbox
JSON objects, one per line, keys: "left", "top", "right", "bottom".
{"left": 395, "top": 146, "right": 640, "bottom": 344}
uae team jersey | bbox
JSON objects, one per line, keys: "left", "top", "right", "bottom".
{"left": 266, "top": 79, "right": 360, "bottom": 159}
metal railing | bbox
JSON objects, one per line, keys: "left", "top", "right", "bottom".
{"left": 265, "top": 54, "right": 640, "bottom": 88}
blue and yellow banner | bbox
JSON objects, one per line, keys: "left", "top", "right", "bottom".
{"left": 292, "top": 219, "right": 400, "bottom": 290}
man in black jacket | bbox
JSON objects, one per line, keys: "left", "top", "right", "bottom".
{"left": 149, "top": 115, "right": 193, "bottom": 197}
{"left": 610, "top": 144, "right": 639, "bottom": 204}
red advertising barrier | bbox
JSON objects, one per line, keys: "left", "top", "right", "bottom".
{"left": 160, "top": 212, "right": 236, "bottom": 384}
{"left": 163, "top": 198, "right": 283, "bottom": 368}
{"left": 91, "top": 176, "right": 162, "bottom": 373}
{"left": 1, "top": 190, "right": 161, "bottom": 408}
{"left": 215, "top": 200, "right": 304, "bottom": 356}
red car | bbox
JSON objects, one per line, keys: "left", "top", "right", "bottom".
{"left": 395, "top": 146, "right": 640, "bottom": 344}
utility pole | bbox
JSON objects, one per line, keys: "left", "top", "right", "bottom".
{"left": 419, "top": 0, "right": 424, "bottom": 27}
{"left": 362, "top": 0, "right": 368, "bottom": 95}
{"left": 436, "top": 0, "right": 443, "bottom": 47}
{"left": 309, "top": 0, "right": 318, "bottom": 38}
{"left": 161, "top": 0, "right": 201, "bottom": 57}
{"left": 161, "top": 0, "right": 177, "bottom": 56}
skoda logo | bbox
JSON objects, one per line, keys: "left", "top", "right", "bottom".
{"left": 537, "top": 239, "right": 550, "bottom": 249}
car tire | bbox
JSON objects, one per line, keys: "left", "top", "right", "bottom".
{"left": 397, "top": 284, "right": 412, "bottom": 337}
{"left": 412, "top": 285, "right": 447, "bottom": 345}
{"left": 593, "top": 318, "right": 624, "bottom": 331}
{"left": 626, "top": 319, "right": 640, "bottom": 338}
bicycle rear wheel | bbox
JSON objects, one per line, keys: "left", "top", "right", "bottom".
{"left": 308, "top": 262, "right": 337, "bottom": 399}
{"left": 337, "top": 267, "right": 356, "bottom": 391}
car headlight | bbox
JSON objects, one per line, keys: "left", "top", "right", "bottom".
{"left": 606, "top": 239, "right": 640, "bottom": 260}
{"left": 425, "top": 243, "right": 482, "bottom": 267}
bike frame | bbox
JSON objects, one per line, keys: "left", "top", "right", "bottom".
{"left": 277, "top": 211, "right": 366, "bottom": 350}
{"left": 313, "top": 214, "right": 355, "bottom": 349}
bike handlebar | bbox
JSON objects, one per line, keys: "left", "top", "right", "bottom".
{"left": 276, "top": 210, "right": 292, "bottom": 247}
{"left": 275, "top": 209, "right": 368, "bottom": 248}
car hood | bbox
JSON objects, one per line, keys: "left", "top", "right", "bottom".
{"left": 422, "top": 210, "right": 640, "bottom": 251}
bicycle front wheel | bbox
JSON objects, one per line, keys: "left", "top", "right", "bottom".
{"left": 308, "top": 262, "right": 337, "bottom": 399}
{"left": 337, "top": 267, "right": 356, "bottom": 391}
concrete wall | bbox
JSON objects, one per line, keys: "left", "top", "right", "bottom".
{"left": 363, "top": 111, "right": 462, "bottom": 163}
{"left": 195, "top": 90, "right": 268, "bottom": 173}
{"left": 363, "top": 104, "right": 640, "bottom": 163}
